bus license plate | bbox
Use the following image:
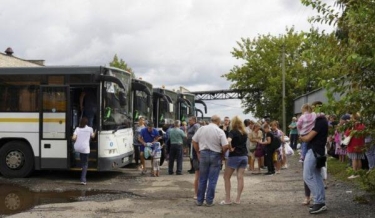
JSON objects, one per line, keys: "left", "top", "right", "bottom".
{"left": 122, "top": 157, "right": 129, "bottom": 163}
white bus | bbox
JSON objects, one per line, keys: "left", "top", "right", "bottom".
{"left": 0, "top": 66, "right": 134, "bottom": 177}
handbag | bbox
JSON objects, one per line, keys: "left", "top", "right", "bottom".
{"left": 312, "top": 148, "right": 326, "bottom": 169}
{"left": 341, "top": 135, "right": 352, "bottom": 148}
{"left": 254, "top": 143, "right": 264, "bottom": 157}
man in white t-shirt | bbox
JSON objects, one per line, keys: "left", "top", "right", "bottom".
{"left": 192, "top": 115, "right": 229, "bottom": 206}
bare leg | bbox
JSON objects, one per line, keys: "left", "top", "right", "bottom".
{"left": 223, "top": 167, "right": 235, "bottom": 203}
{"left": 140, "top": 152, "right": 146, "bottom": 172}
{"left": 236, "top": 168, "right": 245, "bottom": 203}
{"left": 250, "top": 155, "right": 255, "bottom": 171}
{"left": 257, "top": 158, "right": 262, "bottom": 173}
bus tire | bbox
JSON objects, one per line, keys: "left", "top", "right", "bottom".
{"left": 0, "top": 141, "right": 34, "bottom": 178}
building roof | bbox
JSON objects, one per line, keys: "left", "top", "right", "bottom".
{"left": 0, "top": 48, "right": 44, "bottom": 67}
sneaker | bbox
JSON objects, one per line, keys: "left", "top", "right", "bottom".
{"left": 264, "top": 172, "right": 275, "bottom": 176}
{"left": 348, "top": 175, "right": 360, "bottom": 179}
{"left": 188, "top": 169, "right": 195, "bottom": 174}
{"left": 195, "top": 201, "right": 203, "bottom": 206}
{"left": 206, "top": 202, "right": 215, "bottom": 207}
{"left": 81, "top": 182, "right": 87, "bottom": 185}
{"left": 309, "top": 204, "right": 327, "bottom": 214}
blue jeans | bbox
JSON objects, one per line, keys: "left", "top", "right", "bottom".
{"left": 83, "top": 107, "right": 97, "bottom": 128}
{"left": 168, "top": 144, "right": 183, "bottom": 174}
{"left": 303, "top": 149, "right": 325, "bottom": 204}
{"left": 80, "top": 153, "right": 89, "bottom": 183}
{"left": 301, "top": 142, "right": 308, "bottom": 159}
{"left": 197, "top": 150, "right": 222, "bottom": 204}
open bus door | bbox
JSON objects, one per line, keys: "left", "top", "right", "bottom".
{"left": 39, "top": 85, "right": 69, "bottom": 169}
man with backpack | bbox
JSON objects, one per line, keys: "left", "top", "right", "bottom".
{"left": 258, "top": 124, "right": 280, "bottom": 175}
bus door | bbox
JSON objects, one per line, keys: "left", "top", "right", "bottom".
{"left": 39, "top": 86, "right": 69, "bottom": 169}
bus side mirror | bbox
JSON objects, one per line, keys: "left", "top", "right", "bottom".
{"left": 119, "top": 90, "right": 127, "bottom": 107}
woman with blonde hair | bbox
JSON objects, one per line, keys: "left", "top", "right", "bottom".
{"left": 249, "top": 123, "right": 263, "bottom": 174}
{"left": 221, "top": 116, "right": 248, "bottom": 205}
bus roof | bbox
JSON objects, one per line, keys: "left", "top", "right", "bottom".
{"left": 0, "top": 66, "right": 131, "bottom": 76}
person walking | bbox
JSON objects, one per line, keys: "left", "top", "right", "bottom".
{"left": 187, "top": 116, "right": 200, "bottom": 174}
{"left": 300, "top": 101, "right": 328, "bottom": 214}
{"left": 193, "top": 115, "right": 229, "bottom": 206}
{"left": 258, "top": 124, "right": 277, "bottom": 175}
{"left": 186, "top": 116, "right": 201, "bottom": 199}
{"left": 221, "top": 116, "right": 248, "bottom": 205}
{"left": 72, "top": 117, "right": 96, "bottom": 185}
{"left": 133, "top": 117, "right": 146, "bottom": 168}
{"left": 168, "top": 120, "right": 187, "bottom": 175}
{"left": 288, "top": 117, "right": 298, "bottom": 150}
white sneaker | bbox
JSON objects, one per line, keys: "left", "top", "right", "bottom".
{"left": 348, "top": 175, "right": 359, "bottom": 179}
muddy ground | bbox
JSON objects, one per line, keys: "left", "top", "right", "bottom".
{"left": 0, "top": 154, "right": 374, "bottom": 218}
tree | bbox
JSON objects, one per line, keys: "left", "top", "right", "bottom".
{"left": 109, "top": 54, "right": 135, "bottom": 78}
{"left": 302, "top": 0, "right": 375, "bottom": 136}
{"left": 223, "top": 27, "right": 341, "bottom": 127}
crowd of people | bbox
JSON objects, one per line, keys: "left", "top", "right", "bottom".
{"left": 128, "top": 101, "right": 375, "bottom": 215}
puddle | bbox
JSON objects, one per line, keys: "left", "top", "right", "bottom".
{"left": 0, "top": 184, "right": 135, "bottom": 216}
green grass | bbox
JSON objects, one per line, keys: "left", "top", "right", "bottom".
{"left": 327, "top": 157, "right": 350, "bottom": 181}
{"left": 328, "top": 157, "right": 375, "bottom": 193}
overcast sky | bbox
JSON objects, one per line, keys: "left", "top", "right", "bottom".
{"left": 1, "top": 0, "right": 334, "bottom": 121}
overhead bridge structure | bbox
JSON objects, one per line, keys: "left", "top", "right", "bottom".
{"left": 190, "top": 89, "right": 248, "bottom": 100}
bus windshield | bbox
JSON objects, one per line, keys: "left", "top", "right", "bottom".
{"left": 102, "top": 69, "right": 132, "bottom": 130}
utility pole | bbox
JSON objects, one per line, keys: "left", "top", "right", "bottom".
{"left": 282, "top": 43, "right": 286, "bottom": 134}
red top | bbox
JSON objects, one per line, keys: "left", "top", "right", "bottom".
{"left": 345, "top": 123, "right": 365, "bottom": 153}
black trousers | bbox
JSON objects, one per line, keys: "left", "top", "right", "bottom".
{"left": 290, "top": 133, "right": 298, "bottom": 150}
{"left": 265, "top": 147, "right": 276, "bottom": 173}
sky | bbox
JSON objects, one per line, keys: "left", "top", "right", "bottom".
{"left": 0, "top": 0, "right": 334, "bottom": 121}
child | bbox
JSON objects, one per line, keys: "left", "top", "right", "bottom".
{"left": 297, "top": 103, "right": 316, "bottom": 162}
{"left": 151, "top": 142, "right": 162, "bottom": 177}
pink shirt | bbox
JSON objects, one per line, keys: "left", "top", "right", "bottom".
{"left": 297, "top": 112, "right": 316, "bottom": 135}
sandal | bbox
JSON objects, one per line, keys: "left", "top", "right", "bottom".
{"left": 302, "top": 199, "right": 311, "bottom": 205}
{"left": 234, "top": 201, "right": 241, "bottom": 205}
{"left": 219, "top": 200, "right": 232, "bottom": 205}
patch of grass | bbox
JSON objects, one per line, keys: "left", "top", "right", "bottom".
{"left": 327, "top": 157, "right": 349, "bottom": 181}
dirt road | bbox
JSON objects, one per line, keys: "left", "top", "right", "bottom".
{"left": 1, "top": 155, "right": 374, "bottom": 218}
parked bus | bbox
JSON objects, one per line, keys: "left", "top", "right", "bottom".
{"left": 131, "top": 78, "right": 153, "bottom": 164}
{"left": 0, "top": 66, "right": 134, "bottom": 177}
{"left": 131, "top": 78, "right": 152, "bottom": 122}
{"left": 176, "top": 92, "right": 195, "bottom": 122}
{"left": 152, "top": 88, "right": 177, "bottom": 129}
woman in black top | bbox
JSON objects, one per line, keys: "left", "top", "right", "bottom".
{"left": 258, "top": 124, "right": 277, "bottom": 175}
{"left": 221, "top": 116, "right": 248, "bottom": 205}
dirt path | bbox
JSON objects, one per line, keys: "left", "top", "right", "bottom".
{"left": 4, "top": 154, "right": 374, "bottom": 218}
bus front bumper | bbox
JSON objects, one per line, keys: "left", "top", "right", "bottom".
{"left": 97, "top": 151, "right": 134, "bottom": 171}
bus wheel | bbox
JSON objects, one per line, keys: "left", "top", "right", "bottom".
{"left": 0, "top": 141, "right": 34, "bottom": 178}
